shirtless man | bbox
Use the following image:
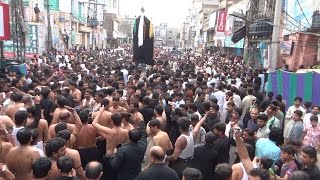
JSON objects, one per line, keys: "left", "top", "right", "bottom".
{"left": 51, "top": 96, "right": 74, "bottom": 125}
{"left": 26, "top": 101, "right": 49, "bottom": 146}
{"left": 129, "top": 102, "right": 144, "bottom": 128}
{"left": 6, "top": 128, "right": 41, "bottom": 180}
{"left": 148, "top": 119, "right": 173, "bottom": 153}
{"left": 92, "top": 99, "right": 112, "bottom": 128}
{"left": 77, "top": 110, "right": 99, "bottom": 168}
{"left": 48, "top": 106, "right": 82, "bottom": 148}
{"left": 154, "top": 105, "right": 167, "bottom": 130}
{"left": 45, "top": 137, "right": 67, "bottom": 180}
{"left": 56, "top": 130, "right": 86, "bottom": 180}
{"left": 122, "top": 112, "right": 134, "bottom": 131}
{"left": 109, "top": 96, "right": 127, "bottom": 113}
{"left": 92, "top": 110, "right": 129, "bottom": 180}
{"left": 69, "top": 81, "right": 82, "bottom": 109}
{"left": 0, "top": 125, "right": 13, "bottom": 163}
{"left": 5, "top": 92, "right": 25, "bottom": 120}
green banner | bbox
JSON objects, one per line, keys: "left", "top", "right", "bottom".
{"left": 25, "top": 25, "right": 39, "bottom": 54}
{"left": 49, "top": 0, "right": 59, "bottom": 11}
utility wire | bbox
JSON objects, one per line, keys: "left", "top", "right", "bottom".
{"left": 296, "top": 0, "right": 312, "bottom": 27}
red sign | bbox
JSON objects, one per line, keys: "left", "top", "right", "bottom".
{"left": 0, "top": 3, "right": 10, "bottom": 40}
{"left": 216, "top": 11, "right": 227, "bottom": 33}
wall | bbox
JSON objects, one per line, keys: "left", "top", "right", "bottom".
{"left": 282, "top": 33, "right": 319, "bottom": 70}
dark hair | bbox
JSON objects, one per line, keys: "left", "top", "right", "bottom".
{"left": 182, "top": 167, "right": 202, "bottom": 180}
{"left": 111, "top": 113, "right": 123, "bottom": 126}
{"left": 294, "top": 110, "right": 303, "bottom": 117}
{"left": 289, "top": 171, "right": 310, "bottom": 180}
{"left": 178, "top": 117, "right": 191, "bottom": 132}
{"left": 101, "top": 98, "right": 110, "bottom": 107}
{"left": 45, "top": 138, "right": 66, "bottom": 158}
{"left": 269, "top": 127, "right": 282, "bottom": 144}
{"left": 128, "top": 129, "right": 141, "bottom": 143}
{"left": 188, "top": 103, "right": 198, "bottom": 112}
{"left": 15, "top": 110, "right": 29, "bottom": 126}
{"left": 294, "top": 97, "right": 302, "bottom": 102}
{"left": 17, "top": 128, "right": 32, "bottom": 145}
{"left": 154, "top": 105, "right": 164, "bottom": 114}
{"left": 249, "top": 168, "right": 270, "bottom": 180}
{"left": 302, "top": 146, "right": 318, "bottom": 163}
{"left": 214, "top": 122, "right": 226, "bottom": 134}
{"left": 79, "top": 110, "right": 89, "bottom": 123}
{"left": 257, "top": 114, "right": 268, "bottom": 122}
{"left": 149, "top": 119, "right": 161, "bottom": 129}
{"left": 122, "top": 112, "right": 132, "bottom": 123}
{"left": 260, "top": 157, "right": 274, "bottom": 169}
{"left": 57, "top": 156, "right": 74, "bottom": 173}
{"left": 190, "top": 114, "right": 199, "bottom": 121}
{"left": 243, "top": 128, "right": 255, "bottom": 137}
{"left": 268, "top": 104, "right": 277, "bottom": 111}
{"left": 267, "top": 92, "right": 274, "bottom": 98}
{"left": 142, "top": 96, "right": 151, "bottom": 105}
{"left": 85, "top": 162, "right": 103, "bottom": 179}
{"left": 282, "top": 145, "right": 296, "bottom": 156}
{"left": 33, "top": 157, "right": 52, "bottom": 178}
{"left": 310, "top": 115, "right": 318, "bottom": 122}
{"left": 57, "top": 96, "right": 69, "bottom": 107}
{"left": 56, "top": 129, "right": 71, "bottom": 141}
{"left": 215, "top": 163, "right": 232, "bottom": 180}
{"left": 55, "top": 122, "right": 68, "bottom": 134}
{"left": 11, "top": 92, "right": 23, "bottom": 102}
{"left": 41, "top": 87, "right": 51, "bottom": 98}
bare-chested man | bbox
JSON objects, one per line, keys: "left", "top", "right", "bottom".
{"left": 129, "top": 102, "right": 144, "bottom": 128}
{"left": 77, "top": 110, "right": 99, "bottom": 168}
{"left": 68, "top": 81, "right": 82, "bottom": 109}
{"left": 148, "top": 119, "right": 173, "bottom": 153}
{"left": 56, "top": 130, "right": 86, "bottom": 180}
{"left": 92, "top": 109, "right": 129, "bottom": 180}
{"left": 6, "top": 128, "right": 40, "bottom": 180}
{"left": 45, "top": 137, "right": 67, "bottom": 180}
{"left": 51, "top": 96, "right": 74, "bottom": 125}
{"left": 5, "top": 93, "right": 25, "bottom": 120}
{"left": 109, "top": 96, "right": 127, "bottom": 113}
{"left": 48, "top": 106, "right": 82, "bottom": 148}
{"left": 122, "top": 112, "right": 134, "bottom": 131}
{"left": 0, "top": 124, "right": 13, "bottom": 163}
{"left": 154, "top": 105, "right": 167, "bottom": 130}
{"left": 26, "top": 102, "right": 49, "bottom": 147}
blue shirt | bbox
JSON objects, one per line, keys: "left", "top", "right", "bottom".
{"left": 247, "top": 119, "right": 259, "bottom": 132}
{"left": 256, "top": 138, "right": 281, "bottom": 163}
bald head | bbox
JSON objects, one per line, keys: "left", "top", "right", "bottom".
{"left": 85, "top": 161, "right": 103, "bottom": 180}
{"left": 149, "top": 146, "right": 165, "bottom": 162}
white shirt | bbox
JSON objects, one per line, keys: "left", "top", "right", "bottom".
{"left": 303, "top": 113, "right": 320, "bottom": 127}
{"left": 212, "top": 90, "right": 225, "bottom": 112}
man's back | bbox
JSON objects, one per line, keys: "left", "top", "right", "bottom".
{"left": 192, "top": 144, "right": 218, "bottom": 180}
{"left": 136, "top": 163, "right": 180, "bottom": 180}
{"left": 6, "top": 146, "right": 40, "bottom": 180}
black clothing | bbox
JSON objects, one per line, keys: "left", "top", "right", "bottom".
{"left": 139, "top": 106, "right": 155, "bottom": 125}
{"left": 203, "top": 113, "right": 220, "bottom": 132}
{"left": 214, "top": 136, "right": 230, "bottom": 164}
{"left": 170, "top": 157, "right": 193, "bottom": 179}
{"left": 136, "top": 163, "right": 180, "bottom": 180}
{"left": 148, "top": 99, "right": 159, "bottom": 110}
{"left": 133, "top": 16, "right": 154, "bottom": 65}
{"left": 302, "top": 164, "right": 320, "bottom": 180}
{"left": 110, "top": 121, "right": 147, "bottom": 180}
{"left": 259, "top": 98, "right": 272, "bottom": 112}
{"left": 40, "top": 97, "right": 55, "bottom": 125}
{"left": 77, "top": 147, "right": 99, "bottom": 169}
{"left": 55, "top": 176, "right": 78, "bottom": 180}
{"left": 191, "top": 144, "right": 218, "bottom": 180}
{"left": 194, "top": 100, "right": 205, "bottom": 115}
{"left": 102, "top": 155, "right": 117, "bottom": 180}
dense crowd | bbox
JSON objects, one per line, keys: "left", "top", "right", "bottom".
{"left": 0, "top": 48, "right": 319, "bottom": 180}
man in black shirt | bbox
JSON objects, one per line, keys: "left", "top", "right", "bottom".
{"left": 213, "top": 123, "right": 230, "bottom": 164}
{"left": 139, "top": 96, "right": 155, "bottom": 125}
{"left": 40, "top": 87, "right": 55, "bottom": 125}
{"left": 136, "top": 146, "right": 179, "bottom": 180}
{"left": 301, "top": 146, "right": 320, "bottom": 180}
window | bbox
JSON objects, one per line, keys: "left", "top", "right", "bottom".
{"left": 106, "top": 0, "right": 111, "bottom": 7}
{"left": 113, "top": 0, "right": 117, "bottom": 8}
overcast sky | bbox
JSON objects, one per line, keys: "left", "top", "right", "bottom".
{"left": 119, "top": 0, "right": 192, "bottom": 26}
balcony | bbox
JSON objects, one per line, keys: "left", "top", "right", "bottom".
{"left": 87, "top": 17, "right": 99, "bottom": 27}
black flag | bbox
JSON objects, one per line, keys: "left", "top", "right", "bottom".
{"left": 133, "top": 15, "right": 154, "bottom": 65}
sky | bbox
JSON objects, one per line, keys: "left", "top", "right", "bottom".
{"left": 119, "top": 0, "right": 192, "bottom": 26}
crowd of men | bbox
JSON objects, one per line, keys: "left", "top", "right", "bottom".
{"left": 0, "top": 47, "right": 319, "bottom": 180}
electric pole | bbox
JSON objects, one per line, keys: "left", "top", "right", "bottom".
{"left": 11, "top": 0, "right": 26, "bottom": 62}
{"left": 46, "top": 0, "right": 52, "bottom": 50}
{"left": 269, "top": 0, "right": 282, "bottom": 72}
